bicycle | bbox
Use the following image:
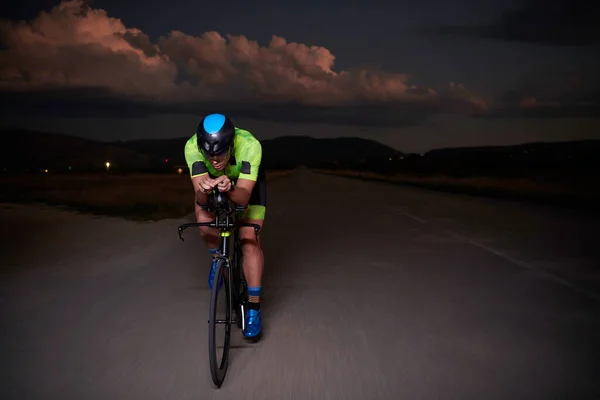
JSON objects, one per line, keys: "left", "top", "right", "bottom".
{"left": 177, "top": 188, "right": 261, "bottom": 388}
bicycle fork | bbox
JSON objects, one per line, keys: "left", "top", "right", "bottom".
{"left": 211, "top": 256, "right": 247, "bottom": 329}
{"left": 214, "top": 230, "right": 248, "bottom": 330}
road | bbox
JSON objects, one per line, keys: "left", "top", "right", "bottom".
{"left": 2, "top": 167, "right": 600, "bottom": 399}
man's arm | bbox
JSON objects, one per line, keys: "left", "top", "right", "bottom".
{"left": 227, "top": 140, "right": 262, "bottom": 205}
{"left": 227, "top": 178, "right": 256, "bottom": 205}
{"left": 184, "top": 136, "right": 213, "bottom": 203}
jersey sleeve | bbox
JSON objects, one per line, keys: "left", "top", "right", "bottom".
{"left": 184, "top": 136, "right": 208, "bottom": 177}
{"left": 238, "top": 139, "right": 262, "bottom": 182}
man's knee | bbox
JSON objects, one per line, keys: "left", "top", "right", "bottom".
{"left": 194, "top": 201, "right": 214, "bottom": 221}
{"left": 194, "top": 201, "right": 216, "bottom": 236}
{"left": 239, "top": 219, "right": 263, "bottom": 253}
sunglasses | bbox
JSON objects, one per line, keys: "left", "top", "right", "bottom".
{"left": 203, "top": 149, "right": 230, "bottom": 162}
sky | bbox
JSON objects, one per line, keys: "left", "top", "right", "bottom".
{"left": 0, "top": 0, "right": 599, "bottom": 152}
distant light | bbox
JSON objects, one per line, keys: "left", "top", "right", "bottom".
{"left": 165, "top": 158, "right": 169, "bottom": 163}
{"left": 44, "top": 169, "right": 48, "bottom": 173}
{"left": 68, "top": 166, "right": 72, "bottom": 171}
{"left": 105, "top": 161, "right": 111, "bottom": 168}
{"left": 389, "top": 157, "right": 392, "bottom": 161}
{"left": 177, "top": 168, "right": 183, "bottom": 174}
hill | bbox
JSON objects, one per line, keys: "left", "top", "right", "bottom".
{"left": 424, "top": 139, "right": 600, "bottom": 161}
{"left": 2, "top": 127, "right": 597, "bottom": 178}
{"left": 114, "top": 135, "right": 400, "bottom": 170}
{"left": 0, "top": 129, "right": 399, "bottom": 172}
{"left": 260, "top": 136, "right": 399, "bottom": 169}
{"left": 412, "top": 139, "right": 600, "bottom": 180}
{"left": 0, "top": 129, "right": 155, "bottom": 172}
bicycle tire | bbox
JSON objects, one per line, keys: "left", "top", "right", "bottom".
{"left": 208, "top": 257, "right": 231, "bottom": 387}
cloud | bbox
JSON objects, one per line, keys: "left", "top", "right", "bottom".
{"left": 483, "top": 70, "right": 600, "bottom": 118}
{"left": 0, "top": 0, "right": 488, "bottom": 126}
{"left": 429, "top": 0, "right": 600, "bottom": 47}
{"left": 0, "top": 0, "right": 177, "bottom": 97}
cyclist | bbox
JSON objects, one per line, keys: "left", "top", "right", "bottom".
{"left": 184, "top": 113, "right": 266, "bottom": 340}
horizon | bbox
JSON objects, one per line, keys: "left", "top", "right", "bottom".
{"left": 4, "top": 125, "right": 598, "bottom": 155}
{"left": 1, "top": 0, "right": 599, "bottom": 152}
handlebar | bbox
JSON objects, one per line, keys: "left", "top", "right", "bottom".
{"left": 201, "top": 186, "right": 247, "bottom": 214}
{"left": 177, "top": 220, "right": 261, "bottom": 241}
{"left": 178, "top": 186, "right": 261, "bottom": 241}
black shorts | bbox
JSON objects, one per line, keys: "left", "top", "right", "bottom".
{"left": 246, "top": 167, "right": 267, "bottom": 207}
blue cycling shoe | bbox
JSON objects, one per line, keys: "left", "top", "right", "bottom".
{"left": 243, "top": 307, "right": 262, "bottom": 339}
{"left": 208, "top": 258, "right": 224, "bottom": 289}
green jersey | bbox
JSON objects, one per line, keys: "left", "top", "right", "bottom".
{"left": 184, "top": 127, "right": 263, "bottom": 182}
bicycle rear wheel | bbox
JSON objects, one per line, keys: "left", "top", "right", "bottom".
{"left": 208, "top": 257, "right": 232, "bottom": 387}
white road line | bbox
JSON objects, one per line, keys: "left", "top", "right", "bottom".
{"left": 389, "top": 206, "right": 600, "bottom": 301}
{"left": 443, "top": 228, "right": 600, "bottom": 301}
{"left": 387, "top": 206, "right": 428, "bottom": 224}
{"left": 403, "top": 212, "right": 428, "bottom": 224}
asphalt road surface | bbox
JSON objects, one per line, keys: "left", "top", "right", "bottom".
{"left": 2, "top": 168, "right": 600, "bottom": 399}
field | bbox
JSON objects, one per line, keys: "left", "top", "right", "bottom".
{"left": 3, "top": 168, "right": 597, "bottom": 220}
{"left": 0, "top": 170, "right": 293, "bottom": 221}
{"left": 313, "top": 169, "right": 600, "bottom": 212}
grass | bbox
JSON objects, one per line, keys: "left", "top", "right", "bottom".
{"left": 312, "top": 168, "right": 600, "bottom": 212}
{"left": 4, "top": 167, "right": 596, "bottom": 220}
{"left": 0, "top": 170, "right": 293, "bottom": 221}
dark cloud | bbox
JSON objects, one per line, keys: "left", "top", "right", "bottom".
{"left": 0, "top": 0, "right": 489, "bottom": 128}
{"left": 1, "top": 0, "right": 597, "bottom": 130}
{"left": 0, "top": 86, "right": 469, "bottom": 127}
{"left": 477, "top": 103, "right": 600, "bottom": 119}
{"left": 428, "top": 0, "right": 600, "bottom": 47}
{"left": 487, "top": 69, "right": 600, "bottom": 118}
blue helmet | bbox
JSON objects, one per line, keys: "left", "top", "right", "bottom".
{"left": 196, "top": 113, "right": 235, "bottom": 157}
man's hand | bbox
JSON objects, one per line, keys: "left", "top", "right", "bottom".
{"left": 214, "top": 175, "right": 233, "bottom": 192}
{"left": 198, "top": 174, "right": 216, "bottom": 194}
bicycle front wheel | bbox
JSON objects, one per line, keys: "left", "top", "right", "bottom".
{"left": 233, "top": 240, "right": 247, "bottom": 329}
{"left": 208, "top": 257, "right": 232, "bottom": 387}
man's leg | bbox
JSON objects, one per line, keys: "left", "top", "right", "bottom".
{"left": 194, "top": 201, "right": 218, "bottom": 246}
{"left": 240, "top": 218, "right": 265, "bottom": 291}
{"left": 239, "top": 204, "right": 265, "bottom": 339}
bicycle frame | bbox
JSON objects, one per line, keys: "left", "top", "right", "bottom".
{"left": 177, "top": 188, "right": 262, "bottom": 388}
{"left": 177, "top": 189, "right": 261, "bottom": 319}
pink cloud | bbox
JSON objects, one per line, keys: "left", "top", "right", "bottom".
{"left": 0, "top": 0, "right": 487, "bottom": 112}
{"left": 0, "top": 0, "right": 177, "bottom": 96}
